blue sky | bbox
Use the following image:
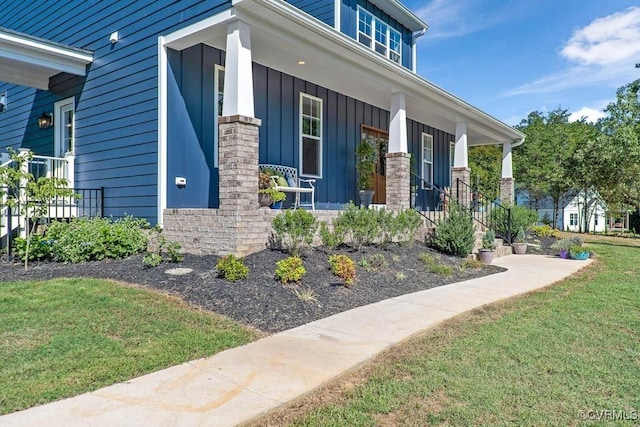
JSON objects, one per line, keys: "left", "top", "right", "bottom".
{"left": 404, "top": 0, "right": 640, "bottom": 126}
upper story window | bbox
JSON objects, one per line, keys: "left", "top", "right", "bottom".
{"left": 358, "top": 7, "right": 402, "bottom": 64}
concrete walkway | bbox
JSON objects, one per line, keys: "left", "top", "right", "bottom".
{"left": 1, "top": 255, "right": 591, "bottom": 427}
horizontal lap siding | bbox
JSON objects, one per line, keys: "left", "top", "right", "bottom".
{"left": 0, "top": 0, "right": 231, "bottom": 224}
{"left": 285, "top": 0, "right": 335, "bottom": 26}
{"left": 340, "top": 0, "right": 413, "bottom": 70}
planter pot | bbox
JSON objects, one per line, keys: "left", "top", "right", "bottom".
{"left": 558, "top": 250, "right": 569, "bottom": 259}
{"left": 478, "top": 249, "right": 495, "bottom": 265}
{"left": 270, "top": 200, "right": 283, "bottom": 210}
{"left": 258, "top": 193, "right": 273, "bottom": 207}
{"left": 512, "top": 243, "right": 527, "bottom": 255}
{"left": 358, "top": 190, "right": 375, "bottom": 208}
{"left": 570, "top": 251, "right": 590, "bottom": 260}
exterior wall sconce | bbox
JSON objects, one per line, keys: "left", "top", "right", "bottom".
{"left": 0, "top": 91, "right": 6, "bottom": 112}
{"left": 38, "top": 112, "right": 53, "bottom": 129}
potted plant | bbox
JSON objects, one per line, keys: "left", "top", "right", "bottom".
{"left": 551, "top": 237, "right": 580, "bottom": 259}
{"left": 569, "top": 244, "right": 590, "bottom": 260}
{"left": 258, "top": 172, "right": 273, "bottom": 207}
{"left": 512, "top": 226, "right": 527, "bottom": 254}
{"left": 356, "top": 137, "right": 376, "bottom": 208}
{"left": 268, "top": 188, "right": 286, "bottom": 209}
{"left": 478, "top": 229, "right": 496, "bottom": 264}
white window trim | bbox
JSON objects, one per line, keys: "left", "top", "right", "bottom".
{"left": 299, "top": 92, "right": 323, "bottom": 178}
{"left": 357, "top": 6, "right": 402, "bottom": 64}
{"left": 449, "top": 141, "right": 455, "bottom": 185}
{"left": 214, "top": 64, "right": 225, "bottom": 168}
{"left": 421, "top": 132, "right": 433, "bottom": 189}
{"left": 54, "top": 97, "right": 75, "bottom": 156}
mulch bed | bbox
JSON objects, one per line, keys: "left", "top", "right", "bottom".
{"left": 0, "top": 242, "right": 513, "bottom": 333}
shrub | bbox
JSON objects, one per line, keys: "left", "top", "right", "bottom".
{"left": 489, "top": 205, "right": 538, "bottom": 241}
{"left": 394, "top": 209, "right": 421, "bottom": 245}
{"left": 329, "top": 254, "right": 356, "bottom": 286}
{"left": 319, "top": 221, "right": 344, "bottom": 249}
{"left": 271, "top": 210, "right": 318, "bottom": 256}
{"left": 216, "top": 255, "right": 249, "bottom": 282}
{"left": 13, "top": 234, "right": 52, "bottom": 261}
{"left": 166, "top": 241, "right": 184, "bottom": 263}
{"left": 482, "top": 230, "right": 496, "bottom": 250}
{"left": 46, "top": 216, "right": 149, "bottom": 263}
{"left": 143, "top": 253, "right": 163, "bottom": 267}
{"left": 514, "top": 226, "right": 526, "bottom": 243}
{"left": 275, "top": 256, "right": 306, "bottom": 284}
{"left": 541, "top": 213, "right": 553, "bottom": 226}
{"left": 332, "top": 202, "right": 379, "bottom": 250}
{"left": 377, "top": 209, "right": 400, "bottom": 248}
{"left": 359, "top": 253, "right": 388, "bottom": 272}
{"left": 532, "top": 225, "right": 562, "bottom": 238}
{"left": 419, "top": 252, "right": 453, "bottom": 276}
{"left": 430, "top": 202, "right": 475, "bottom": 257}
{"left": 461, "top": 258, "right": 484, "bottom": 270}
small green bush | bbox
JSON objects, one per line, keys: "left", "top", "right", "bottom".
{"left": 329, "top": 254, "right": 356, "bottom": 286}
{"left": 419, "top": 252, "right": 453, "bottom": 276}
{"left": 394, "top": 209, "right": 421, "bottom": 245}
{"left": 431, "top": 202, "right": 475, "bottom": 257}
{"left": 359, "top": 253, "right": 388, "bottom": 272}
{"left": 143, "top": 253, "right": 163, "bottom": 267}
{"left": 275, "top": 256, "right": 306, "bottom": 284}
{"left": 272, "top": 210, "right": 318, "bottom": 256}
{"left": 46, "top": 216, "right": 149, "bottom": 263}
{"left": 319, "top": 221, "right": 344, "bottom": 249}
{"left": 461, "top": 258, "right": 484, "bottom": 270}
{"left": 13, "top": 234, "right": 52, "bottom": 261}
{"left": 482, "top": 230, "right": 496, "bottom": 250}
{"left": 332, "top": 203, "right": 379, "bottom": 250}
{"left": 166, "top": 241, "right": 184, "bottom": 263}
{"left": 489, "top": 205, "right": 538, "bottom": 241}
{"left": 216, "top": 255, "right": 249, "bottom": 282}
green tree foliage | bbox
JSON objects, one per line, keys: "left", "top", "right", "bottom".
{"left": 468, "top": 145, "right": 502, "bottom": 200}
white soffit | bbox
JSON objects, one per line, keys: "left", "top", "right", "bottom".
{"left": 0, "top": 27, "right": 93, "bottom": 90}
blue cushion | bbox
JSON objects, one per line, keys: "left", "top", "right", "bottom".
{"left": 285, "top": 171, "right": 296, "bottom": 188}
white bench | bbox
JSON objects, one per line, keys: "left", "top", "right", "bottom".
{"left": 259, "top": 164, "right": 315, "bottom": 210}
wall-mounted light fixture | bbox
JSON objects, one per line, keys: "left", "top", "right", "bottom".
{"left": 0, "top": 91, "right": 6, "bottom": 113}
{"left": 109, "top": 31, "right": 119, "bottom": 44}
{"left": 38, "top": 112, "right": 53, "bottom": 129}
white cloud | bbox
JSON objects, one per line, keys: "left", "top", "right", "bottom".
{"left": 505, "top": 7, "right": 640, "bottom": 96}
{"left": 415, "top": 0, "right": 518, "bottom": 39}
{"left": 561, "top": 7, "right": 640, "bottom": 66}
{"left": 568, "top": 107, "right": 607, "bottom": 123}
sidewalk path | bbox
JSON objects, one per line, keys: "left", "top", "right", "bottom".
{"left": 1, "top": 255, "right": 591, "bottom": 427}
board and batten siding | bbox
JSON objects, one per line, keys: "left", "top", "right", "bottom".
{"left": 0, "top": 0, "right": 232, "bottom": 223}
{"left": 340, "top": 0, "right": 413, "bottom": 70}
{"left": 284, "top": 0, "right": 335, "bottom": 26}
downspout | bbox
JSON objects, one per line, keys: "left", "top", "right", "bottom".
{"left": 411, "top": 27, "right": 426, "bottom": 73}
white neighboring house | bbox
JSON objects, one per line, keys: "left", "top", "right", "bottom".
{"left": 563, "top": 190, "right": 607, "bottom": 233}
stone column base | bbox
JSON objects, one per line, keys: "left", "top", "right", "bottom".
{"left": 500, "top": 178, "right": 515, "bottom": 205}
{"left": 451, "top": 167, "right": 471, "bottom": 207}
{"left": 385, "top": 152, "right": 411, "bottom": 212}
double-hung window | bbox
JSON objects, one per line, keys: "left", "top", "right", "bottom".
{"left": 421, "top": 133, "right": 433, "bottom": 189}
{"left": 570, "top": 213, "right": 578, "bottom": 226}
{"left": 358, "top": 7, "right": 402, "bottom": 64}
{"left": 214, "top": 64, "right": 225, "bottom": 168}
{"left": 300, "top": 93, "right": 322, "bottom": 177}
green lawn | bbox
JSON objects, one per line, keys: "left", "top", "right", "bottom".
{"left": 265, "top": 238, "right": 640, "bottom": 426}
{"left": 0, "top": 278, "right": 256, "bottom": 415}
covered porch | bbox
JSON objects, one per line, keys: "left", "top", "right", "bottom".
{"left": 158, "top": 0, "right": 524, "bottom": 255}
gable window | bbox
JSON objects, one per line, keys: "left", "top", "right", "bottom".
{"left": 421, "top": 133, "right": 433, "bottom": 189}
{"left": 214, "top": 64, "right": 225, "bottom": 168}
{"left": 300, "top": 93, "right": 322, "bottom": 177}
{"left": 357, "top": 7, "right": 402, "bottom": 64}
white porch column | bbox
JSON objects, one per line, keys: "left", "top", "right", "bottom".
{"left": 386, "top": 92, "right": 410, "bottom": 211}
{"left": 222, "top": 20, "right": 254, "bottom": 117}
{"left": 452, "top": 122, "right": 471, "bottom": 206}
{"left": 500, "top": 142, "right": 515, "bottom": 204}
{"left": 389, "top": 92, "right": 407, "bottom": 153}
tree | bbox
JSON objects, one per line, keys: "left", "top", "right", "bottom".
{"left": 0, "top": 148, "right": 76, "bottom": 269}
{"left": 514, "top": 109, "right": 574, "bottom": 228}
{"left": 468, "top": 145, "right": 501, "bottom": 200}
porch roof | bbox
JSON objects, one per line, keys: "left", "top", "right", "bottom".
{"left": 164, "top": 0, "right": 524, "bottom": 146}
{"left": 0, "top": 27, "right": 93, "bottom": 90}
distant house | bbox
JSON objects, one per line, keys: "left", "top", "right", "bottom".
{"left": 0, "top": 0, "right": 525, "bottom": 255}
{"left": 563, "top": 191, "right": 606, "bottom": 233}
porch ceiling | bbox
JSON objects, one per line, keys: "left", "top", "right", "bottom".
{"left": 166, "top": 0, "right": 524, "bottom": 146}
{"left": 0, "top": 27, "right": 93, "bottom": 90}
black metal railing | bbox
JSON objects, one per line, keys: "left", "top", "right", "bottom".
{"left": 410, "top": 172, "right": 452, "bottom": 226}
{"left": 1, "top": 187, "right": 104, "bottom": 257}
{"left": 455, "top": 178, "right": 513, "bottom": 243}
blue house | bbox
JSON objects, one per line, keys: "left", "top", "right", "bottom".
{"left": 0, "top": 0, "right": 525, "bottom": 255}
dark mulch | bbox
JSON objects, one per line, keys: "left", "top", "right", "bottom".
{"left": 0, "top": 243, "right": 506, "bottom": 333}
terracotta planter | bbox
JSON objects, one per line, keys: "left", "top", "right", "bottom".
{"left": 478, "top": 249, "right": 494, "bottom": 265}
{"left": 512, "top": 243, "right": 527, "bottom": 255}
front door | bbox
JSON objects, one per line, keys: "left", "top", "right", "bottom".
{"left": 361, "top": 126, "right": 388, "bottom": 204}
